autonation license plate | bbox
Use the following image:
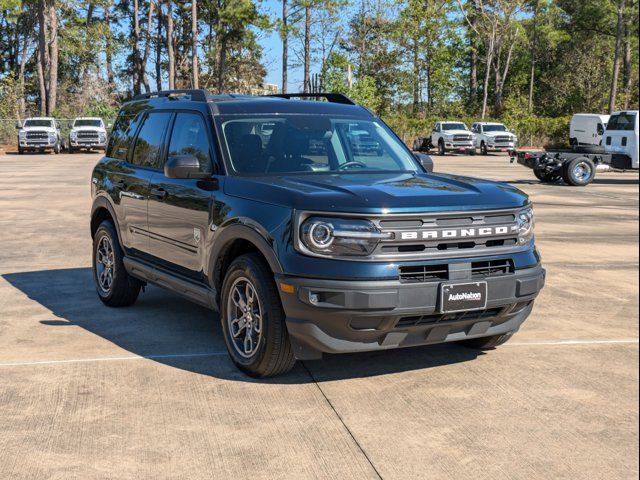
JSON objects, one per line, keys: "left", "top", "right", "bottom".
{"left": 440, "top": 281, "right": 487, "bottom": 313}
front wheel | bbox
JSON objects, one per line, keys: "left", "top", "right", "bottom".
{"left": 220, "top": 253, "right": 295, "bottom": 377}
{"left": 438, "top": 140, "right": 445, "bottom": 156}
{"left": 53, "top": 142, "right": 61, "bottom": 154}
{"left": 480, "top": 141, "right": 488, "bottom": 155}
{"left": 458, "top": 332, "right": 514, "bottom": 350}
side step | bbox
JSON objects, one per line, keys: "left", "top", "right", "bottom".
{"left": 123, "top": 257, "right": 217, "bottom": 310}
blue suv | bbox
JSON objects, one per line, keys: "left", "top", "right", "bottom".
{"left": 90, "top": 90, "right": 545, "bottom": 377}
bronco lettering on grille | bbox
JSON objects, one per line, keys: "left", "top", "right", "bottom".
{"left": 398, "top": 225, "right": 518, "bottom": 241}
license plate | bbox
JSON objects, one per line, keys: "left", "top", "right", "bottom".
{"left": 440, "top": 281, "right": 487, "bottom": 313}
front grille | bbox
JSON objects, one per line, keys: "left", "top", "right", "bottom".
{"left": 399, "top": 259, "right": 514, "bottom": 283}
{"left": 453, "top": 134, "right": 471, "bottom": 142}
{"left": 494, "top": 135, "right": 512, "bottom": 143}
{"left": 78, "top": 131, "right": 99, "bottom": 139}
{"left": 395, "top": 307, "right": 503, "bottom": 329}
{"left": 371, "top": 208, "right": 522, "bottom": 260}
{"left": 26, "top": 131, "right": 48, "bottom": 140}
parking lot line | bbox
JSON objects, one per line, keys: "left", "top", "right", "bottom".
{"left": 0, "top": 351, "right": 228, "bottom": 367}
{"left": 0, "top": 339, "right": 637, "bottom": 368}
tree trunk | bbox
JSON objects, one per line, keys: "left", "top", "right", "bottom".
{"left": 141, "top": 0, "right": 155, "bottom": 93}
{"left": 468, "top": 0, "right": 479, "bottom": 108}
{"left": 155, "top": 4, "right": 163, "bottom": 91}
{"left": 303, "top": 5, "right": 311, "bottom": 93}
{"left": 105, "top": 6, "right": 115, "bottom": 88}
{"left": 217, "top": 37, "right": 227, "bottom": 93}
{"left": 37, "top": 0, "right": 49, "bottom": 114}
{"left": 528, "top": 0, "right": 539, "bottom": 112}
{"left": 481, "top": 27, "right": 495, "bottom": 120}
{"left": 48, "top": 0, "right": 58, "bottom": 114}
{"left": 282, "top": 0, "right": 288, "bottom": 93}
{"left": 166, "top": 0, "right": 175, "bottom": 90}
{"left": 608, "top": 0, "right": 626, "bottom": 113}
{"left": 132, "top": 0, "right": 142, "bottom": 94}
{"left": 36, "top": 48, "right": 47, "bottom": 115}
{"left": 412, "top": 35, "right": 420, "bottom": 114}
{"left": 622, "top": 0, "right": 635, "bottom": 109}
{"left": 191, "top": 0, "right": 199, "bottom": 88}
{"left": 17, "top": 31, "right": 31, "bottom": 118}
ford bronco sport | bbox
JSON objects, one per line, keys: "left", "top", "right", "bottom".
{"left": 90, "top": 89, "right": 545, "bottom": 377}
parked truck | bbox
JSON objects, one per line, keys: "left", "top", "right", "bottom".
{"left": 511, "top": 110, "right": 638, "bottom": 186}
{"left": 68, "top": 117, "right": 109, "bottom": 153}
{"left": 16, "top": 117, "right": 62, "bottom": 154}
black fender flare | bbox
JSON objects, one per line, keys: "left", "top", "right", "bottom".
{"left": 90, "top": 195, "right": 122, "bottom": 245}
{"left": 208, "top": 221, "right": 284, "bottom": 285}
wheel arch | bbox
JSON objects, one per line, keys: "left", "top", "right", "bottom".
{"left": 209, "top": 224, "right": 283, "bottom": 305}
{"left": 90, "top": 196, "right": 121, "bottom": 244}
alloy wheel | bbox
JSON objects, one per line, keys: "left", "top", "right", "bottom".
{"left": 226, "top": 277, "right": 263, "bottom": 358}
{"left": 95, "top": 236, "right": 115, "bottom": 293}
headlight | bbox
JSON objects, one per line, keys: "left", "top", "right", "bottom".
{"left": 19, "top": 131, "right": 26, "bottom": 138}
{"left": 48, "top": 132, "right": 56, "bottom": 139}
{"left": 299, "top": 216, "right": 391, "bottom": 257}
{"left": 70, "top": 131, "right": 77, "bottom": 139}
{"left": 517, "top": 207, "right": 534, "bottom": 244}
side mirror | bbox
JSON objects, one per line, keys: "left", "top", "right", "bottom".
{"left": 55, "top": 121, "right": 61, "bottom": 129}
{"left": 68, "top": 121, "right": 73, "bottom": 128}
{"left": 107, "top": 123, "right": 113, "bottom": 129}
{"left": 15, "top": 121, "right": 22, "bottom": 129}
{"left": 164, "top": 155, "right": 211, "bottom": 179}
{"left": 414, "top": 153, "right": 434, "bottom": 173}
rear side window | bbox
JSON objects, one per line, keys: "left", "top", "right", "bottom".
{"left": 168, "top": 113, "right": 212, "bottom": 173}
{"left": 607, "top": 113, "right": 636, "bottom": 131}
{"left": 106, "top": 104, "right": 148, "bottom": 159}
{"left": 130, "top": 112, "right": 172, "bottom": 168}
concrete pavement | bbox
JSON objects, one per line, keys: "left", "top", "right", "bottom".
{"left": 0, "top": 152, "right": 637, "bottom": 479}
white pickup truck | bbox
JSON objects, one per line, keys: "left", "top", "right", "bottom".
{"left": 68, "top": 117, "right": 109, "bottom": 153}
{"left": 471, "top": 122, "right": 518, "bottom": 155}
{"left": 430, "top": 121, "right": 475, "bottom": 155}
{"left": 16, "top": 117, "right": 61, "bottom": 154}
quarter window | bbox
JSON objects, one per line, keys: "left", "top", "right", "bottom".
{"left": 130, "top": 112, "right": 172, "bottom": 168}
{"left": 168, "top": 113, "right": 212, "bottom": 173}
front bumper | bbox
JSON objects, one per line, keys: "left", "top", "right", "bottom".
{"left": 19, "top": 138, "right": 57, "bottom": 148}
{"left": 487, "top": 142, "right": 516, "bottom": 150}
{"left": 444, "top": 141, "right": 474, "bottom": 151}
{"left": 277, "top": 264, "right": 545, "bottom": 359}
{"left": 70, "top": 138, "right": 107, "bottom": 148}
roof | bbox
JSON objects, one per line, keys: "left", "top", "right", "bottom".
{"left": 475, "top": 121, "right": 506, "bottom": 125}
{"left": 209, "top": 96, "right": 372, "bottom": 117}
{"left": 124, "top": 90, "right": 373, "bottom": 118}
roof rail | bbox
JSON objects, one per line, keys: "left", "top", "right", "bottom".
{"left": 132, "top": 89, "right": 210, "bottom": 102}
{"left": 266, "top": 93, "right": 356, "bottom": 105}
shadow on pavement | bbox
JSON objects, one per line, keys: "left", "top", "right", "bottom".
{"left": 3, "top": 267, "right": 482, "bottom": 383}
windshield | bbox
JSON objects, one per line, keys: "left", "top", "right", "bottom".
{"left": 218, "top": 115, "right": 419, "bottom": 175}
{"left": 74, "top": 119, "right": 102, "bottom": 127}
{"left": 606, "top": 113, "right": 636, "bottom": 131}
{"left": 24, "top": 119, "right": 54, "bottom": 128}
{"left": 442, "top": 123, "right": 467, "bottom": 131}
{"left": 483, "top": 124, "right": 507, "bottom": 132}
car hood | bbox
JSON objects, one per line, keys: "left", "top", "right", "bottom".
{"left": 71, "top": 126, "right": 106, "bottom": 133}
{"left": 442, "top": 129, "right": 472, "bottom": 136}
{"left": 224, "top": 172, "right": 529, "bottom": 213}
{"left": 21, "top": 126, "right": 56, "bottom": 132}
{"left": 485, "top": 131, "right": 515, "bottom": 138}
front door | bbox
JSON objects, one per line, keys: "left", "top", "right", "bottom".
{"left": 121, "top": 110, "right": 173, "bottom": 255}
{"left": 147, "top": 111, "right": 217, "bottom": 277}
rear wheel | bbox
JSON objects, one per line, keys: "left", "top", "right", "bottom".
{"left": 92, "top": 220, "right": 141, "bottom": 307}
{"left": 562, "top": 157, "right": 595, "bottom": 186}
{"left": 220, "top": 253, "right": 296, "bottom": 377}
{"left": 458, "top": 332, "right": 514, "bottom": 350}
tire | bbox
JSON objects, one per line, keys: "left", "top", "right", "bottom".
{"left": 562, "top": 157, "right": 595, "bottom": 186}
{"left": 18, "top": 147, "right": 23, "bottom": 155}
{"left": 92, "top": 220, "right": 141, "bottom": 307}
{"left": 438, "top": 140, "right": 445, "bottom": 156}
{"left": 534, "top": 168, "right": 560, "bottom": 183}
{"left": 68, "top": 145, "right": 75, "bottom": 154}
{"left": 53, "top": 142, "right": 61, "bottom": 154}
{"left": 480, "top": 141, "right": 488, "bottom": 155}
{"left": 458, "top": 332, "right": 514, "bottom": 350}
{"left": 220, "top": 253, "right": 296, "bottom": 377}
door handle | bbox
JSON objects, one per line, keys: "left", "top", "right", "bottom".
{"left": 150, "top": 187, "right": 167, "bottom": 200}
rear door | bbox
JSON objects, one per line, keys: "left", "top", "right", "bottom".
{"left": 147, "top": 111, "right": 217, "bottom": 277}
{"left": 117, "top": 111, "right": 172, "bottom": 255}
